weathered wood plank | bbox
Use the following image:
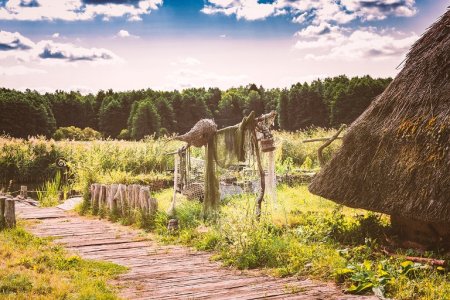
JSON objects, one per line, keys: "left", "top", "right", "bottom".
{"left": 15, "top": 203, "right": 377, "bottom": 300}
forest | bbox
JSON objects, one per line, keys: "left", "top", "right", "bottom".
{"left": 0, "top": 75, "right": 391, "bottom": 139}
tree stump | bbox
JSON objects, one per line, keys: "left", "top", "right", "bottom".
{"left": 5, "top": 198, "right": 16, "bottom": 228}
{"left": 0, "top": 196, "right": 6, "bottom": 230}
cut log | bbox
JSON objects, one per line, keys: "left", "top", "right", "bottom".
{"left": 115, "top": 184, "right": 127, "bottom": 216}
{"left": 91, "top": 184, "right": 100, "bottom": 215}
{"left": 132, "top": 185, "right": 141, "bottom": 209}
{"left": 108, "top": 184, "right": 118, "bottom": 211}
{"left": 5, "top": 198, "right": 16, "bottom": 228}
{"left": 139, "top": 187, "right": 151, "bottom": 214}
{"left": 99, "top": 184, "right": 107, "bottom": 211}
{"left": 126, "top": 185, "right": 134, "bottom": 210}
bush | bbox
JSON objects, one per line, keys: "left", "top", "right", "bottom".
{"left": 53, "top": 126, "right": 102, "bottom": 141}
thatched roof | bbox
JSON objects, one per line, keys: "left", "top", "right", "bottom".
{"left": 309, "top": 10, "right": 450, "bottom": 223}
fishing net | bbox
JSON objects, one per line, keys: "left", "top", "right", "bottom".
{"left": 172, "top": 112, "right": 277, "bottom": 214}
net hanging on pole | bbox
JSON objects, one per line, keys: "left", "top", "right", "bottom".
{"left": 171, "top": 111, "right": 277, "bottom": 215}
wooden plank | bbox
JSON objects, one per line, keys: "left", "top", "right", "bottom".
{"left": 15, "top": 202, "right": 375, "bottom": 300}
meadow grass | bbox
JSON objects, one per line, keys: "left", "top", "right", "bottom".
{"left": 0, "top": 222, "right": 127, "bottom": 300}
{"left": 147, "top": 186, "right": 449, "bottom": 300}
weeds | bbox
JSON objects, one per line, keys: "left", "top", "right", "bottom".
{"left": 0, "top": 224, "right": 126, "bottom": 299}
{"left": 36, "top": 171, "right": 62, "bottom": 207}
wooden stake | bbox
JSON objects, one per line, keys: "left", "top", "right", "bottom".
{"left": 20, "top": 185, "right": 27, "bottom": 199}
{"left": 253, "top": 130, "right": 265, "bottom": 219}
{"left": 0, "top": 196, "right": 6, "bottom": 230}
{"left": 168, "top": 153, "right": 179, "bottom": 216}
{"left": 98, "top": 184, "right": 107, "bottom": 212}
{"left": 5, "top": 198, "right": 16, "bottom": 228}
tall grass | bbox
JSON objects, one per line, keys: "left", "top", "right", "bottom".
{"left": 0, "top": 128, "right": 342, "bottom": 188}
{"left": 36, "top": 171, "right": 62, "bottom": 207}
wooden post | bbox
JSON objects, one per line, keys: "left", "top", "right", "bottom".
{"left": 139, "top": 187, "right": 151, "bottom": 214}
{"left": 20, "top": 185, "right": 27, "bottom": 199}
{"left": 168, "top": 153, "right": 179, "bottom": 216}
{"left": 132, "top": 185, "right": 140, "bottom": 210}
{"left": 4, "top": 198, "right": 16, "bottom": 228}
{"left": 0, "top": 196, "right": 6, "bottom": 230}
{"left": 126, "top": 185, "right": 133, "bottom": 210}
{"left": 253, "top": 130, "right": 265, "bottom": 219}
{"left": 317, "top": 125, "right": 346, "bottom": 167}
{"left": 92, "top": 184, "right": 100, "bottom": 215}
{"left": 98, "top": 184, "right": 107, "bottom": 214}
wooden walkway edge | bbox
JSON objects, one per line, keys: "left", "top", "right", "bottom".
{"left": 16, "top": 203, "right": 377, "bottom": 300}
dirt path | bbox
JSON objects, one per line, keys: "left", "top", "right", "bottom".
{"left": 17, "top": 203, "right": 376, "bottom": 300}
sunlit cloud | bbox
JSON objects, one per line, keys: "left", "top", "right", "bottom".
{"left": 0, "top": 30, "right": 122, "bottom": 63}
{"left": 0, "top": 0, "right": 163, "bottom": 21}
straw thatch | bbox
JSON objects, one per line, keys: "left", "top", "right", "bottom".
{"left": 174, "top": 119, "right": 217, "bottom": 147}
{"left": 309, "top": 10, "right": 450, "bottom": 223}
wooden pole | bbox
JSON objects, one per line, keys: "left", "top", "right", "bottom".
{"left": 20, "top": 185, "right": 27, "bottom": 199}
{"left": 0, "top": 196, "right": 6, "bottom": 230}
{"left": 132, "top": 185, "right": 140, "bottom": 209}
{"left": 98, "top": 184, "right": 107, "bottom": 214}
{"left": 92, "top": 184, "right": 100, "bottom": 215}
{"left": 4, "top": 198, "right": 16, "bottom": 228}
{"left": 253, "top": 130, "right": 265, "bottom": 219}
{"left": 303, "top": 136, "right": 343, "bottom": 143}
{"left": 168, "top": 153, "right": 179, "bottom": 216}
{"left": 317, "top": 125, "right": 346, "bottom": 167}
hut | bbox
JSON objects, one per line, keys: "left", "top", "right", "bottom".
{"left": 309, "top": 10, "right": 450, "bottom": 247}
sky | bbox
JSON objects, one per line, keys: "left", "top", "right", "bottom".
{"left": 0, "top": 0, "right": 448, "bottom": 93}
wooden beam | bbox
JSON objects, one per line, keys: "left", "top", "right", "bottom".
{"left": 302, "top": 136, "right": 343, "bottom": 143}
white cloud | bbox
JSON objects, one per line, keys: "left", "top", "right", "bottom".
{"left": 52, "top": 33, "right": 60, "bottom": 38}
{"left": 37, "top": 40, "right": 121, "bottom": 63}
{"left": 341, "top": 0, "right": 417, "bottom": 21}
{"left": 167, "top": 68, "right": 248, "bottom": 89}
{"left": 0, "top": 30, "right": 34, "bottom": 50}
{"left": 219, "top": 34, "right": 227, "bottom": 38}
{"left": 0, "top": 0, "right": 163, "bottom": 22}
{"left": 0, "top": 65, "right": 46, "bottom": 75}
{"left": 0, "top": 30, "right": 121, "bottom": 64}
{"left": 295, "top": 26, "right": 418, "bottom": 60}
{"left": 201, "top": 0, "right": 417, "bottom": 23}
{"left": 171, "top": 57, "right": 201, "bottom": 67}
{"left": 116, "top": 29, "right": 139, "bottom": 38}
{"left": 117, "top": 30, "right": 130, "bottom": 38}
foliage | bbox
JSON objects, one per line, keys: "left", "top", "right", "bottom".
{"left": 53, "top": 126, "right": 102, "bottom": 141}
{"left": 36, "top": 171, "right": 63, "bottom": 207}
{"left": 146, "top": 186, "right": 450, "bottom": 300}
{"left": 0, "top": 224, "right": 126, "bottom": 299}
{"left": 0, "top": 76, "right": 391, "bottom": 139}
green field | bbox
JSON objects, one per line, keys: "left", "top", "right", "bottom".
{"left": 0, "top": 131, "right": 449, "bottom": 300}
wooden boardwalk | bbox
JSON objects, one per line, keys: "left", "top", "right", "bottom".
{"left": 17, "top": 203, "right": 376, "bottom": 300}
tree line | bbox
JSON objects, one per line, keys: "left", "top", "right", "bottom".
{"left": 0, "top": 75, "right": 391, "bottom": 139}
